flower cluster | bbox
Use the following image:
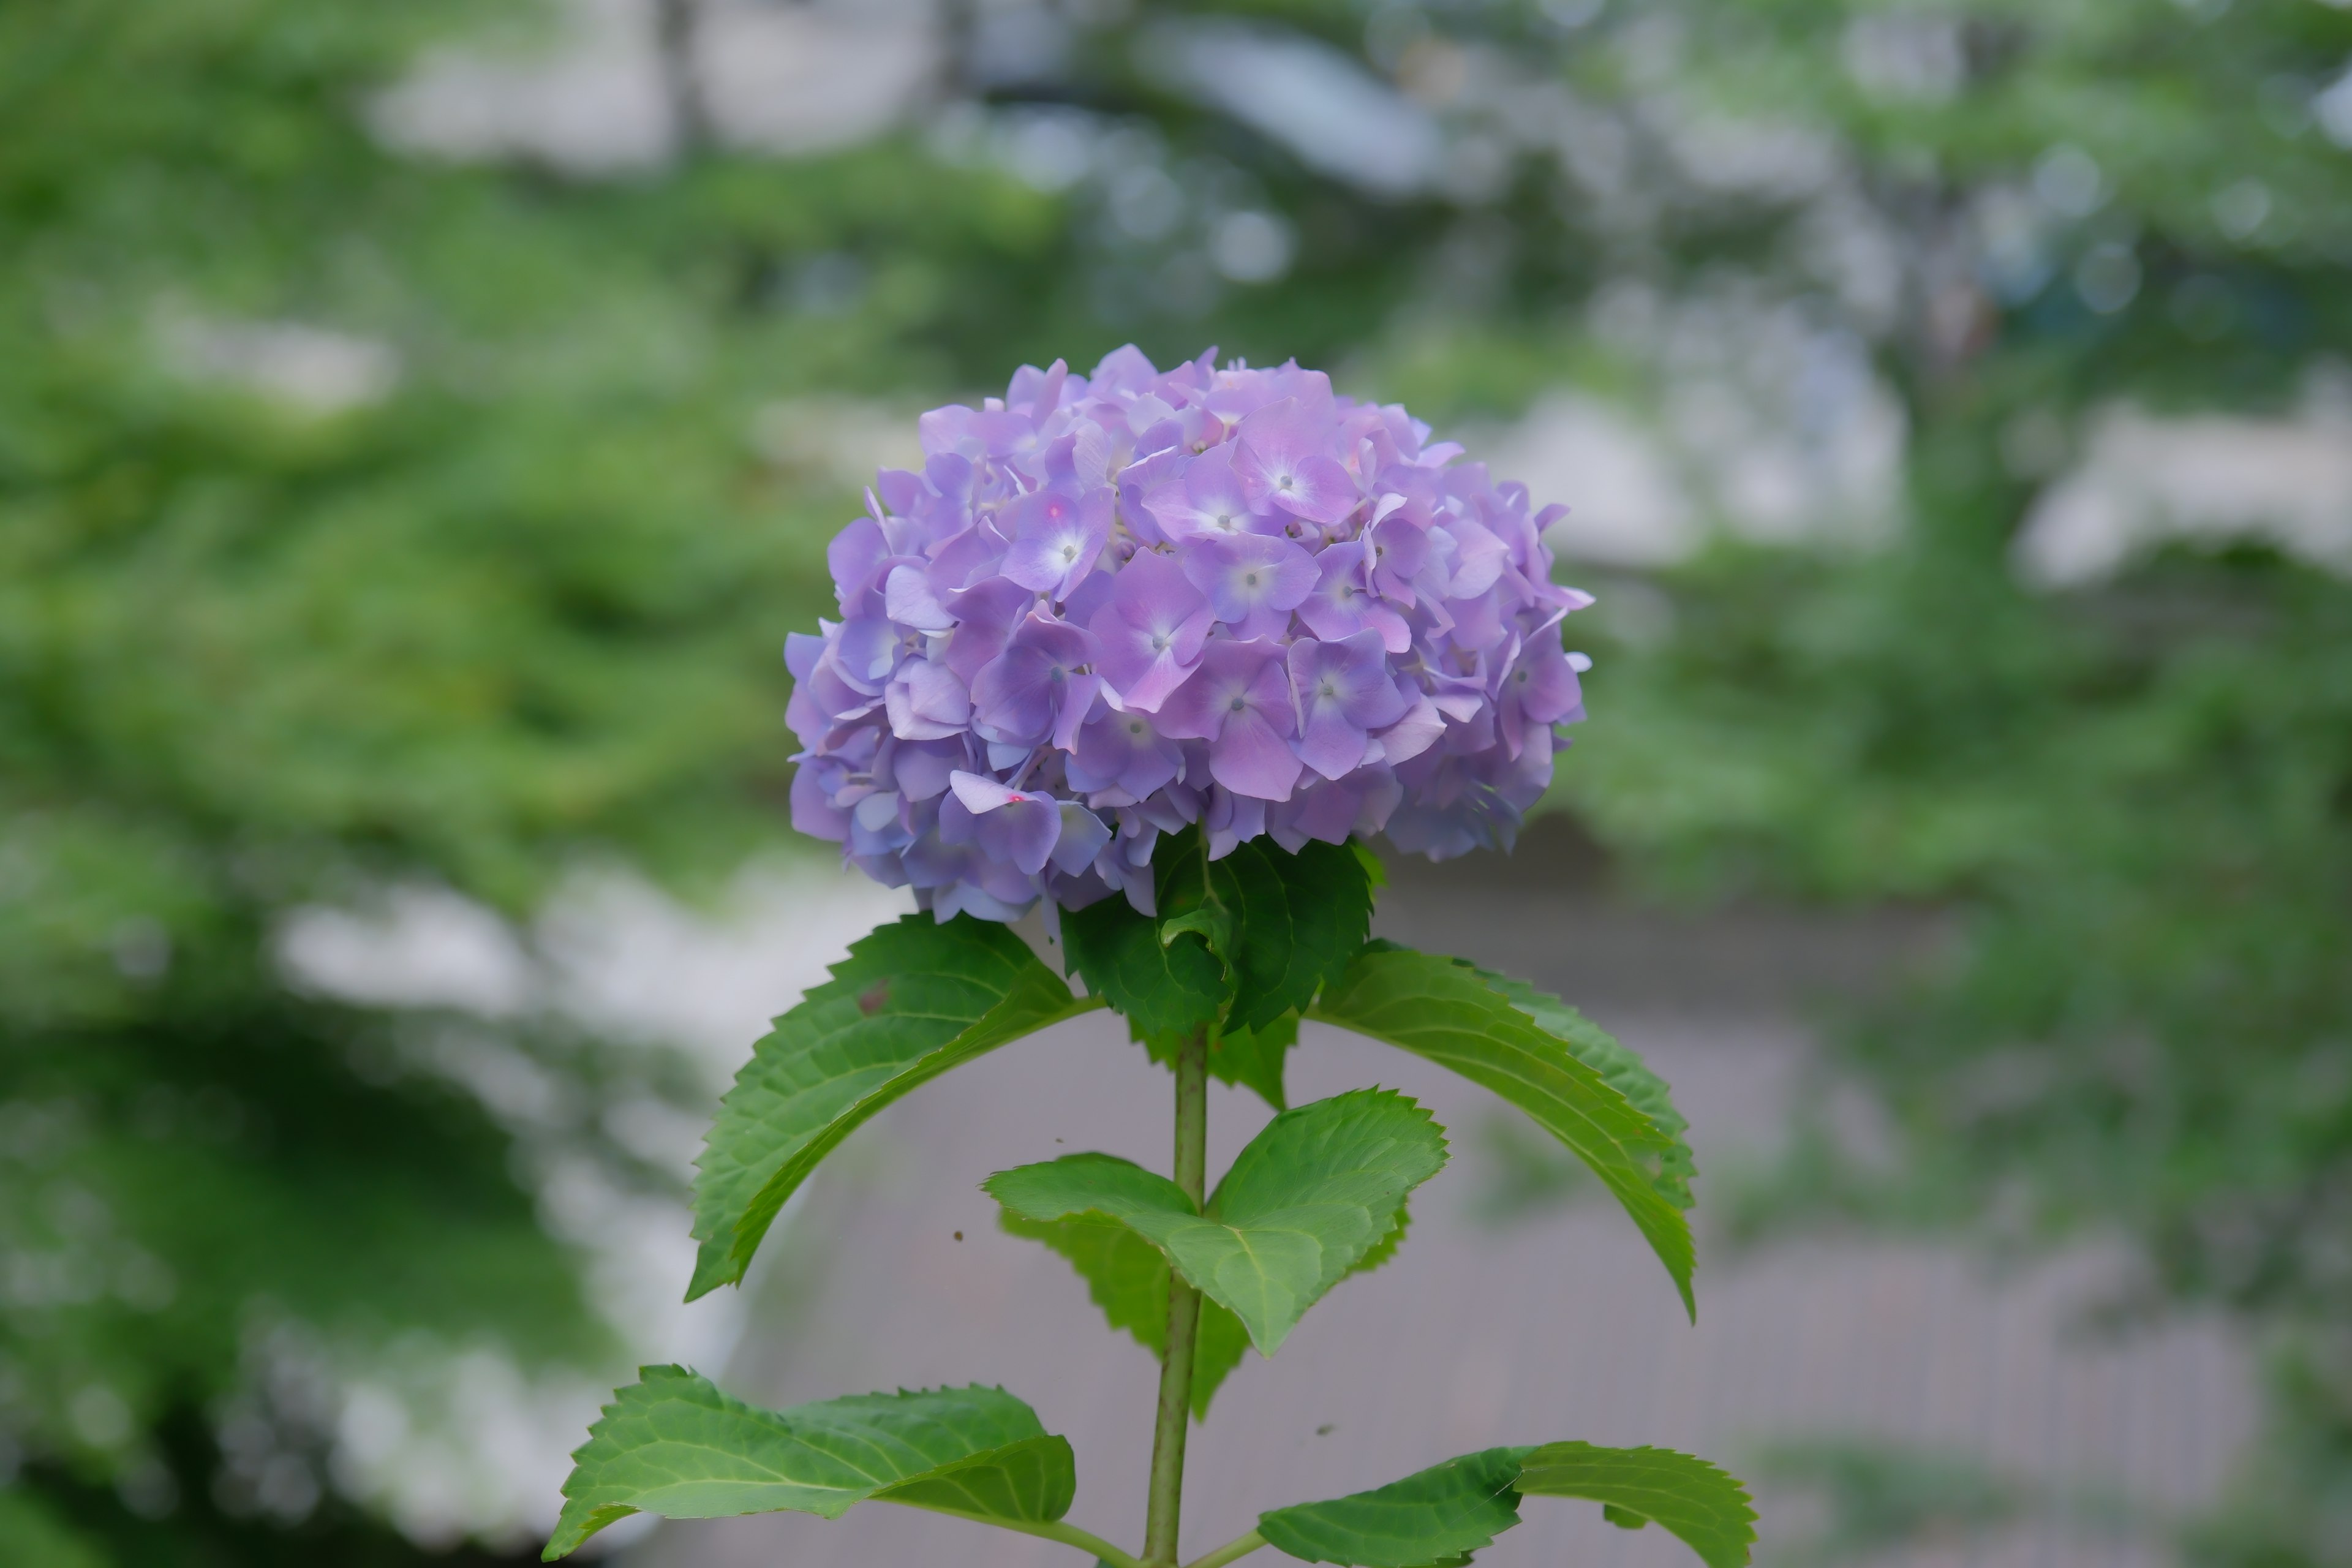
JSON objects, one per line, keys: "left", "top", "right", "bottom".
{"left": 786, "top": 347, "right": 1591, "bottom": 923}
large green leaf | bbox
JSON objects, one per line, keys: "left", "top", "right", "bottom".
{"left": 1061, "top": 889, "right": 1228, "bottom": 1052}
{"left": 543, "top": 1368, "right": 1072, "bottom": 1559}
{"left": 998, "top": 1211, "right": 1253, "bottom": 1418}
{"left": 1256, "top": 1447, "right": 1527, "bottom": 1567}
{"left": 1211, "top": 836, "right": 1377, "bottom": 1035}
{"left": 1478, "top": 972, "right": 1695, "bottom": 1210}
{"left": 1000, "top": 1196, "right": 1414, "bottom": 1417}
{"left": 1063, "top": 828, "right": 1375, "bottom": 1082}
{"left": 1515, "top": 1444, "right": 1756, "bottom": 1568}
{"left": 987, "top": 1088, "right": 1446, "bottom": 1353}
{"left": 1310, "top": 943, "right": 1696, "bottom": 1318}
{"left": 1198, "top": 1090, "right": 1444, "bottom": 1349}
{"left": 1256, "top": 1444, "right": 1754, "bottom": 1568}
{"left": 690, "top": 913, "right": 1096, "bottom": 1299}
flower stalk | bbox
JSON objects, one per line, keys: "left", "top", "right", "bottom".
{"left": 539, "top": 349, "right": 1752, "bottom": 1568}
{"left": 1144, "top": 1024, "right": 1210, "bottom": 1564}
{"left": 1183, "top": 1529, "right": 1268, "bottom": 1568}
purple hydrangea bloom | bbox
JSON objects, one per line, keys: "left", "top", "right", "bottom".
{"left": 785, "top": 348, "right": 1593, "bottom": 923}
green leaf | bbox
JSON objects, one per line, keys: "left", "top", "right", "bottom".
{"left": 1190, "top": 1286, "right": 1256, "bottom": 1415}
{"left": 1159, "top": 902, "right": 1235, "bottom": 964}
{"left": 1198, "top": 1090, "right": 1444, "bottom": 1349}
{"left": 1062, "top": 889, "right": 1229, "bottom": 1050}
{"left": 998, "top": 1211, "right": 1166, "bottom": 1347}
{"left": 1350, "top": 1202, "right": 1412, "bottom": 1275}
{"left": 1256, "top": 1447, "right": 1527, "bottom": 1567}
{"left": 544, "top": 1368, "right": 1072, "bottom": 1559}
{"left": 1062, "top": 827, "right": 1376, "bottom": 1054}
{"left": 998, "top": 1210, "right": 1252, "bottom": 1419}
{"left": 1212, "top": 1009, "right": 1298, "bottom": 1110}
{"left": 690, "top": 913, "right": 1095, "bottom": 1299}
{"left": 1256, "top": 1444, "right": 1755, "bottom": 1568}
{"left": 1000, "top": 1196, "right": 1401, "bottom": 1419}
{"left": 1210, "top": 836, "right": 1376, "bottom": 1035}
{"left": 991, "top": 1148, "right": 1196, "bottom": 1220}
{"left": 987, "top": 1088, "right": 1447, "bottom": 1354}
{"left": 1310, "top": 943, "right": 1696, "bottom": 1319}
{"left": 1477, "top": 973, "right": 1695, "bottom": 1210}
{"left": 1125, "top": 1008, "right": 1300, "bottom": 1109}
{"left": 872, "top": 1433, "right": 1080, "bottom": 1526}
{"left": 1515, "top": 1443, "right": 1756, "bottom": 1568}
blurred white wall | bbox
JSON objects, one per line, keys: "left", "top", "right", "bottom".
{"left": 272, "top": 863, "right": 910, "bottom": 1550}
{"left": 372, "top": 0, "right": 941, "bottom": 172}
{"left": 2016, "top": 375, "right": 2352, "bottom": 586}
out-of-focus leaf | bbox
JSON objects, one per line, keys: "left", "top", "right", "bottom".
{"left": 0, "top": 1488, "right": 108, "bottom": 1568}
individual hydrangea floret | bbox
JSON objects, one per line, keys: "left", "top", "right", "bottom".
{"left": 786, "top": 347, "right": 1593, "bottom": 924}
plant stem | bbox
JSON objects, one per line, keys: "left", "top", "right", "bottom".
{"left": 1182, "top": 1528, "right": 1268, "bottom": 1568}
{"left": 888, "top": 1506, "right": 1145, "bottom": 1568}
{"left": 1142, "top": 1025, "right": 1209, "bottom": 1565}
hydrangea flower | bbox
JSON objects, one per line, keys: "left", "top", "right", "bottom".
{"left": 786, "top": 347, "right": 1593, "bottom": 924}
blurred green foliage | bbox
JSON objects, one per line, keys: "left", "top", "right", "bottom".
{"left": 1542, "top": 7, "right": 2352, "bottom": 1565}
{"left": 1749, "top": 1437, "right": 2146, "bottom": 1562}
{"left": 0, "top": 2, "right": 1526, "bottom": 1557}
{"left": 0, "top": 1, "right": 1095, "bottom": 1558}
{"left": 6, "top": 0, "right": 2351, "bottom": 1562}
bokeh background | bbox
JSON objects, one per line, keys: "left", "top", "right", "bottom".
{"left": 6, "top": 1, "right": 2351, "bottom": 1565}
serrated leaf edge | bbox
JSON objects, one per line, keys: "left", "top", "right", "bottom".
{"left": 545, "top": 1370, "right": 1069, "bottom": 1559}
{"left": 1308, "top": 941, "right": 1698, "bottom": 1319}
{"left": 1254, "top": 1442, "right": 1755, "bottom": 1568}
{"left": 687, "top": 914, "right": 1098, "bottom": 1298}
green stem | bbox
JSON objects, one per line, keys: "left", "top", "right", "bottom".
{"left": 1142, "top": 1025, "right": 1210, "bottom": 1565}
{"left": 888, "top": 1505, "right": 1146, "bottom": 1568}
{"left": 1183, "top": 1528, "right": 1268, "bottom": 1568}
